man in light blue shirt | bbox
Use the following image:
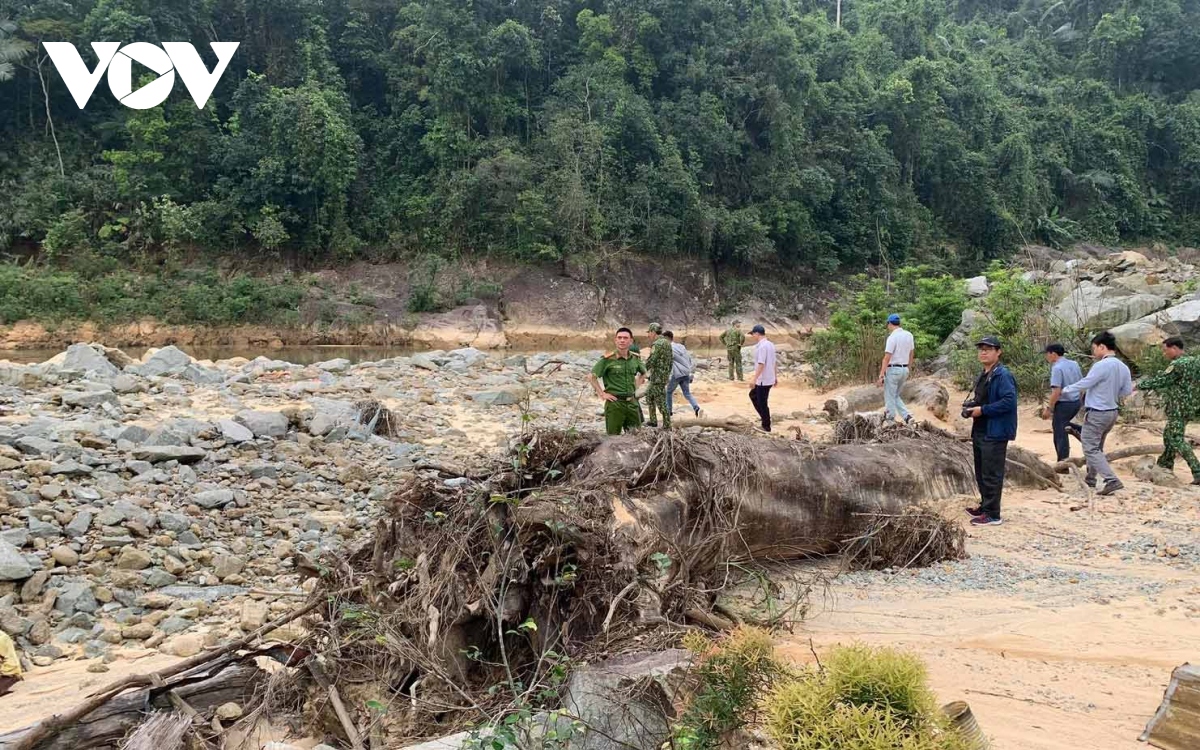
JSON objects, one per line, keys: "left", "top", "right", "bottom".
{"left": 1062, "top": 331, "right": 1133, "bottom": 495}
{"left": 1041, "top": 343, "right": 1083, "bottom": 461}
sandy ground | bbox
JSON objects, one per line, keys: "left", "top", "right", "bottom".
{"left": 4, "top": 364, "right": 1196, "bottom": 749}
{"left": 686, "top": 372, "right": 1198, "bottom": 750}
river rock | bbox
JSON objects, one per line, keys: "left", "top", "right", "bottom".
{"left": 133, "top": 346, "right": 194, "bottom": 377}
{"left": 65, "top": 511, "right": 93, "bottom": 537}
{"left": 193, "top": 489, "right": 235, "bottom": 509}
{"left": 133, "top": 445, "right": 207, "bottom": 464}
{"left": 0, "top": 539, "right": 33, "bottom": 581}
{"left": 16, "top": 436, "right": 59, "bottom": 456}
{"left": 469, "top": 388, "right": 527, "bottom": 407}
{"left": 54, "top": 580, "right": 98, "bottom": 614}
{"left": 212, "top": 554, "right": 246, "bottom": 580}
{"left": 116, "top": 546, "right": 153, "bottom": 570}
{"left": 52, "top": 344, "right": 120, "bottom": 378}
{"left": 965, "top": 276, "right": 989, "bottom": 297}
{"left": 27, "top": 518, "right": 63, "bottom": 540}
{"left": 317, "top": 358, "right": 352, "bottom": 373}
{"left": 559, "top": 649, "right": 690, "bottom": 750}
{"left": 111, "top": 374, "right": 144, "bottom": 394}
{"left": 61, "top": 388, "right": 118, "bottom": 409}
{"left": 234, "top": 410, "right": 289, "bottom": 438}
{"left": 180, "top": 364, "right": 225, "bottom": 385}
{"left": 162, "top": 633, "right": 204, "bottom": 657}
{"left": 218, "top": 419, "right": 255, "bottom": 443}
{"left": 51, "top": 545, "right": 79, "bottom": 567}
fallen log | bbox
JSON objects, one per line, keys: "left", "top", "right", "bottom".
{"left": 1054, "top": 444, "right": 1165, "bottom": 472}
{"left": 823, "top": 380, "right": 950, "bottom": 421}
{"left": 7, "top": 590, "right": 345, "bottom": 750}
{"left": 0, "top": 662, "right": 266, "bottom": 750}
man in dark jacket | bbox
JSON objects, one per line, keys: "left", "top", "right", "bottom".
{"left": 964, "top": 336, "right": 1018, "bottom": 526}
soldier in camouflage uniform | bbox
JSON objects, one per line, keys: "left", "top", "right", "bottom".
{"left": 644, "top": 323, "right": 673, "bottom": 428}
{"left": 720, "top": 321, "right": 746, "bottom": 380}
{"left": 1138, "top": 336, "right": 1200, "bottom": 485}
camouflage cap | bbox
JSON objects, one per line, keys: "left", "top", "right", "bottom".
{"left": 647, "top": 323, "right": 663, "bottom": 334}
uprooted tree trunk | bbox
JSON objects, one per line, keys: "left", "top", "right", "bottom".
{"left": 306, "top": 423, "right": 1057, "bottom": 744}
{"left": 7, "top": 424, "right": 1059, "bottom": 749}
{"left": 823, "top": 379, "right": 950, "bottom": 421}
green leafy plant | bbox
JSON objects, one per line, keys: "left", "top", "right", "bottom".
{"left": 808, "top": 267, "right": 967, "bottom": 387}
{"left": 669, "top": 627, "right": 781, "bottom": 749}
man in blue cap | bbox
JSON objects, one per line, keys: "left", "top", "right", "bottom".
{"left": 877, "top": 313, "right": 915, "bottom": 424}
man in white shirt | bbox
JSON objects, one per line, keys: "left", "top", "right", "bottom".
{"left": 1061, "top": 331, "right": 1133, "bottom": 495}
{"left": 748, "top": 324, "right": 777, "bottom": 432}
{"left": 877, "top": 313, "right": 915, "bottom": 424}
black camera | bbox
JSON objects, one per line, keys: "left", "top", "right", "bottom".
{"left": 961, "top": 399, "right": 979, "bottom": 419}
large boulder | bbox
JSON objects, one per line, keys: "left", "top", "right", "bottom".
{"left": 1053, "top": 281, "right": 1169, "bottom": 331}
{"left": 48, "top": 343, "right": 120, "bottom": 378}
{"left": 131, "top": 346, "right": 194, "bottom": 377}
{"left": 1111, "top": 299, "right": 1200, "bottom": 359}
{"left": 559, "top": 650, "right": 690, "bottom": 750}
{"left": 234, "top": 410, "right": 289, "bottom": 438}
{"left": 965, "top": 276, "right": 989, "bottom": 298}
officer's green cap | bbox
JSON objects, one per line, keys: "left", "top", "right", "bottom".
{"left": 647, "top": 323, "right": 663, "bottom": 334}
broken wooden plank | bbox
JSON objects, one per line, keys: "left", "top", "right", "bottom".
{"left": 1141, "top": 663, "right": 1200, "bottom": 750}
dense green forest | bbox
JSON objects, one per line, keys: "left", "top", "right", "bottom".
{"left": 2, "top": 0, "right": 1200, "bottom": 275}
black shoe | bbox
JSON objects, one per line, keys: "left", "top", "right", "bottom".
{"left": 1084, "top": 476, "right": 1096, "bottom": 488}
{"left": 645, "top": 422, "right": 658, "bottom": 428}
{"left": 693, "top": 406, "right": 701, "bottom": 417}
{"left": 1192, "top": 477, "right": 1200, "bottom": 486}
{"left": 904, "top": 414, "right": 914, "bottom": 425}
{"left": 1065, "top": 423, "right": 1082, "bottom": 441}
{"left": 965, "top": 506, "right": 984, "bottom": 518}
{"left": 1097, "top": 479, "right": 1124, "bottom": 496}
{"left": 970, "top": 515, "right": 1003, "bottom": 526}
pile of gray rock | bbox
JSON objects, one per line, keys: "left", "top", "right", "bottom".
{"left": 0, "top": 343, "right": 608, "bottom": 670}
{"left": 941, "top": 250, "right": 1199, "bottom": 359}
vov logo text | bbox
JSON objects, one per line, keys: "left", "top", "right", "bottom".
{"left": 42, "top": 41, "right": 240, "bottom": 110}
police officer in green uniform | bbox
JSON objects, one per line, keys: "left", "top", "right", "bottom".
{"left": 590, "top": 327, "right": 647, "bottom": 435}
{"left": 1138, "top": 336, "right": 1200, "bottom": 485}
{"left": 720, "top": 321, "right": 746, "bottom": 380}
{"left": 644, "top": 323, "right": 673, "bottom": 428}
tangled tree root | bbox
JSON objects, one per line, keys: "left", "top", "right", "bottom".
{"left": 6, "top": 419, "right": 1059, "bottom": 749}
{"left": 354, "top": 399, "right": 399, "bottom": 436}
{"left": 840, "top": 505, "right": 968, "bottom": 571}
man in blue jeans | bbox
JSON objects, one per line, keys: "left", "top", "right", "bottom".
{"left": 964, "top": 336, "right": 1018, "bottom": 527}
{"left": 664, "top": 331, "right": 701, "bottom": 417}
{"left": 1041, "top": 343, "right": 1083, "bottom": 462}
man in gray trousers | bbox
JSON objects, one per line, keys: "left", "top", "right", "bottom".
{"left": 1061, "top": 331, "right": 1133, "bottom": 495}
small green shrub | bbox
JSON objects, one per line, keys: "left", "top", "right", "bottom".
{"left": 763, "top": 644, "right": 970, "bottom": 750}
{"left": 951, "top": 264, "right": 1068, "bottom": 399}
{"left": 407, "top": 255, "right": 445, "bottom": 313}
{"left": 670, "top": 627, "right": 781, "bottom": 749}
{"left": 807, "top": 267, "right": 967, "bottom": 387}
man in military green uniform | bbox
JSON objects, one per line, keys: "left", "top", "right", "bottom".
{"left": 720, "top": 321, "right": 746, "bottom": 380}
{"left": 590, "top": 327, "right": 647, "bottom": 435}
{"left": 1138, "top": 336, "right": 1200, "bottom": 485}
{"left": 644, "top": 323, "right": 673, "bottom": 428}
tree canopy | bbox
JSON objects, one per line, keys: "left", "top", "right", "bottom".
{"left": 2, "top": 0, "right": 1199, "bottom": 272}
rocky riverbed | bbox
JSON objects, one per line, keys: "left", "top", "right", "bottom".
{"left": 0, "top": 342, "right": 806, "bottom": 677}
